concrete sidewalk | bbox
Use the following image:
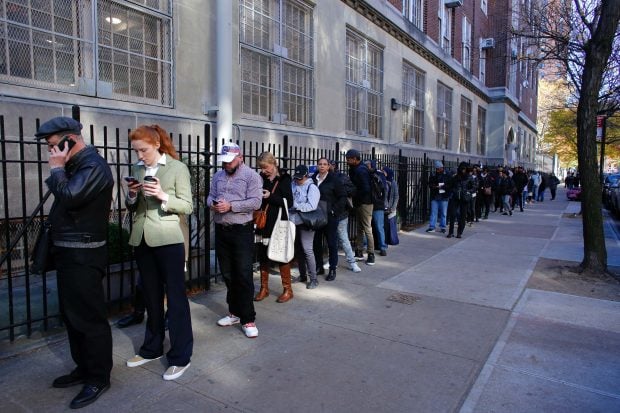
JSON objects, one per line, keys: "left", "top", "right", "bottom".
{"left": 1, "top": 190, "right": 619, "bottom": 412}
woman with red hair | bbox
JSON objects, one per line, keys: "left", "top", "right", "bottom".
{"left": 123, "top": 125, "right": 194, "bottom": 381}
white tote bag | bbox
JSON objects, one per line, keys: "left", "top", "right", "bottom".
{"left": 267, "top": 198, "right": 296, "bottom": 263}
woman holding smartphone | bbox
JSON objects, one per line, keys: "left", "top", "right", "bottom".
{"left": 124, "top": 125, "right": 194, "bottom": 381}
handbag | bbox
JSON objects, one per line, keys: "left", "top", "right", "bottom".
{"left": 253, "top": 180, "right": 279, "bottom": 229}
{"left": 384, "top": 214, "right": 400, "bottom": 246}
{"left": 298, "top": 200, "right": 328, "bottom": 230}
{"left": 30, "top": 220, "right": 54, "bottom": 274}
{"left": 267, "top": 199, "right": 296, "bottom": 263}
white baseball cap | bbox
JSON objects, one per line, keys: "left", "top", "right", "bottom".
{"left": 219, "top": 143, "right": 241, "bottom": 163}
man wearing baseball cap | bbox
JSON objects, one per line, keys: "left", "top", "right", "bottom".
{"left": 36, "top": 117, "right": 114, "bottom": 409}
{"left": 208, "top": 142, "right": 263, "bottom": 338}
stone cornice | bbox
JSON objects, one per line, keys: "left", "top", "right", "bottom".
{"left": 341, "top": 0, "right": 490, "bottom": 103}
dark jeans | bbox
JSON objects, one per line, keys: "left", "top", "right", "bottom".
{"left": 550, "top": 186, "right": 557, "bottom": 200}
{"left": 215, "top": 223, "right": 256, "bottom": 325}
{"left": 448, "top": 199, "right": 468, "bottom": 236}
{"left": 481, "top": 194, "right": 492, "bottom": 217}
{"left": 54, "top": 246, "right": 112, "bottom": 386}
{"left": 313, "top": 215, "right": 339, "bottom": 270}
{"left": 135, "top": 241, "right": 193, "bottom": 367}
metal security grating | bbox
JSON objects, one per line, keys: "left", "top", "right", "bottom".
{"left": 387, "top": 293, "right": 420, "bottom": 305}
{"left": 0, "top": 0, "right": 172, "bottom": 107}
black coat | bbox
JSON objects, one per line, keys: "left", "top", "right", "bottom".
{"left": 312, "top": 171, "right": 347, "bottom": 218}
{"left": 348, "top": 162, "right": 372, "bottom": 206}
{"left": 256, "top": 171, "right": 293, "bottom": 237}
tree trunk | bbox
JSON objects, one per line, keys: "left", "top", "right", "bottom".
{"left": 575, "top": 0, "right": 620, "bottom": 274}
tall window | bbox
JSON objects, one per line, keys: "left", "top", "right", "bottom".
{"left": 436, "top": 82, "right": 452, "bottom": 150}
{"left": 459, "top": 96, "right": 472, "bottom": 153}
{"left": 438, "top": 1, "right": 452, "bottom": 54}
{"left": 477, "top": 106, "right": 486, "bottom": 155}
{"left": 479, "top": 48, "right": 486, "bottom": 84}
{"left": 402, "top": 62, "right": 425, "bottom": 144}
{"left": 240, "top": 0, "right": 314, "bottom": 127}
{"left": 462, "top": 17, "right": 472, "bottom": 72}
{"left": 0, "top": 0, "right": 173, "bottom": 106}
{"left": 481, "top": 0, "right": 488, "bottom": 15}
{"left": 346, "top": 29, "right": 384, "bottom": 138}
{"left": 403, "top": 0, "right": 424, "bottom": 30}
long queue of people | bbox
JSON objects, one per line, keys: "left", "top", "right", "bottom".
{"left": 426, "top": 161, "right": 561, "bottom": 238}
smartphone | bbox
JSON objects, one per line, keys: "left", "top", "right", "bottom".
{"left": 57, "top": 135, "right": 76, "bottom": 151}
{"left": 124, "top": 176, "right": 139, "bottom": 185}
{"left": 143, "top": 175, "right": 157, "bottom": 183}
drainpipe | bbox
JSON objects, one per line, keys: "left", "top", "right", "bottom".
{"left": 216, "top": 0, "right": 233, "bottom": 144}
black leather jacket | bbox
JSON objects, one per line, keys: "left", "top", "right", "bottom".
{"left": 46, "top": 146, "right": 114, "bottom": 245}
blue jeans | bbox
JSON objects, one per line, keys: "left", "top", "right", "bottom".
{"left": 429, "top": 199, "right": 448, "bottom": 229}
{"left": 372, "top": 209, "right": 387, "bottom": 250}
{"left": 337, "top": 217, "right": 356, "bottom": 264}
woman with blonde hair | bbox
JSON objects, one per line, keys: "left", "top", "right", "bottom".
{"left": 124, "top": 125, "right": 194, "bottom": 381}
{"left": 254, "top": 152, "right": 295, "bottom": 302}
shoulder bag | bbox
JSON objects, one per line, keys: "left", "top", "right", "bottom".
{"left": 253, "top": 180, "right": 279, "bottom": 229}
{"left": 298, "top": 184, "right": 328, "bottom": 230}
{"left": 267, "top": 199, "right": 296, "bottom": 263}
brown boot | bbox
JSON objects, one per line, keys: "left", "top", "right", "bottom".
{"left": 276, "top": 264, "right": 294, "bottom": 303}
{"left": 254, "top": 263, "right": 270, "bottom": 301}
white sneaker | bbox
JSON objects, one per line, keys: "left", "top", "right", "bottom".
{"left": 323, "top": 262, "right": 330, "bottom": 270}
{"left": 242, "top": 322, "right": 258, "bottom": 338}
{"left": 349, "top": 262, "right": 362, "bottom": 273}
{"left": 217, "top": 314, "right": 240, "bottom": 326}
{"left": 127, "top": 355, "right": 162, "bottom": 367}
{"left": 163, "top": 363, "right": 190, "bottom": 380}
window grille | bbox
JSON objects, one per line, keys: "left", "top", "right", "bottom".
{"left": 459, "top": 96, "right": 472, "bottom": 153}
{"left": 345, "top": 29, "right": 383, "bottom": 138}
{"left": 240, "top": 0, "right": 314, "bottom": 127}
{"left": 477, "top": 106, "right": 486, "bottom": 155}
{"left": 402, "top": 61, "right": 425, "bottom": 144}
{"left": 436, "top": 82, "right": 452, "bottom": 150}
{"left": 0, "top": 0, "right": 173, "bottom": 106}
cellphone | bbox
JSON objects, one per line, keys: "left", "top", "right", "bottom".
{"left": 57, "top": 135, "right": 76, "bottom": 151}
{"left": 124, "top": 176, "right": 139, "bottom": 184}
{"left": 143, "top": 176, "right": 156, "bottom": 183}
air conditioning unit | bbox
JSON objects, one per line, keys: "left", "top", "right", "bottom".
{"left": 444, "top": 0, "right": 463, "bottom": 8}
{"left": 480, "top": 38, "right": 495, "bottom": 49}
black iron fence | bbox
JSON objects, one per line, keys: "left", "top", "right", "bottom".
{"left": 0, "top": 111, "right": 467, "bottom": 343}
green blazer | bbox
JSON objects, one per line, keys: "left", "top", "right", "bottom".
{"left": 126, "top": 157, "right": 193, "bottom": 248}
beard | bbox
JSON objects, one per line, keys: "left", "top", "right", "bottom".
{"left": 225, "top": 166, "right": 238, "bottom": 175}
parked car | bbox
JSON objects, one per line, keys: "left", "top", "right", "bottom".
{"left": 610, "top": 183, "right": 620, "bottom": 216}
{"left": 603, "top": 173, "right": 620, "bottom": 208}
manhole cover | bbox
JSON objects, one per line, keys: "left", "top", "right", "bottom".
{"left": 387, "top": 293, "right": 420, "bottom": 305}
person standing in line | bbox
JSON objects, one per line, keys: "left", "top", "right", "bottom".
{"left": 512, "top": 166, "right": 529, "bottom": 212}
{"left": 531, "top": 171, "right": 541, "bottom": 202}
{"left": 209, "top": 143, "right": 263, "bottom": 338}
{"left": 364, "top": 159, "right": 388, "bottom": 256}
{"left": 548, "top": 173, "right": 560, "bottom": 200}
{"left": 537, "top": 173, "right": 547, "bottom": 202}
{"left": 124, "top": 125, "right": 194, "bottom": 381}
{"left": 36, "top": 117, "right": 113, "bottom": 409}
{"left": 290, "top": 165, "right": 321, "bottom": 289}
{"left": 329, "top": 160, "right": 362, "bottom": 273}
{"left": 497, "top": 170, "right": 515, "bottom": 216}
{"left": 479, "top": 167, "right": 494, "bottom": 219}
{"left": 346, "top": 149, "right": 376, "bottom": 266}
{"left": 426, "top": 160, "right": 450, "bottom": 233}
{"left": 253, "top": 152, "right": 295, "bottom": 303}
{"left": 447, "top": 162, "right": 476, "bottom": 239}
{"left": 312, "top": 157, "right": 347, "bottom": 281}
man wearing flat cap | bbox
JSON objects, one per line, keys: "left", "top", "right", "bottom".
{"left": 36, "top": 117, "right": 114, "bottom": 409}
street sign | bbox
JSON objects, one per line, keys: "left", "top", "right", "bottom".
{"left": 596, "top": 115, "right": 605, "bottom": 141}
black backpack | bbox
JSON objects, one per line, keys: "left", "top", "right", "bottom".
{"left": 370, "top": 172, "right": 386, "bottom": 204}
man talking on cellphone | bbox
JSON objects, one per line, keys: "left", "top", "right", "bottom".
{"left": 35, "top": 117, "right": 114, "bottom": 409}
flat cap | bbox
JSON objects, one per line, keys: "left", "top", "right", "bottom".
{"left": 35, "top": 117, "right": 82, "bottom": 140}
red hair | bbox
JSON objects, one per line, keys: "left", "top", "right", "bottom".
{"left": 129, "top": 125, "right": 179, "bottom": 160}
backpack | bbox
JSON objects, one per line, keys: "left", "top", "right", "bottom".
{"left": 339, "top": 173, "right": 357, "bottom": 198}
{"left": 370, "top": 172, "right": 386, "bottom": 204}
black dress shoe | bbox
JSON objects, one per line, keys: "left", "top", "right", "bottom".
{"left": 316, "top": 268, "right": 325, "bottom": 276}
{"left": 116, "top": 311, "right": 144, "bottom": 328}
{"left": 326, "top": 269, "right": 336, "bottom": 281}
{"left": 447, "top": 234, "right": 454, "bottom": 238}
{"left": 70, "top": 383, "right": 109, "bottom": 409}
{"left": 53, "top": 369, "right": 85, "bottom": 388}
{"left": 456, "top": 234, "right": 462, "bottom": 238}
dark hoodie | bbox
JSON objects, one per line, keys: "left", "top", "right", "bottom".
{"left": 450, "top": 162, "right": 476, "bottom": 202}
